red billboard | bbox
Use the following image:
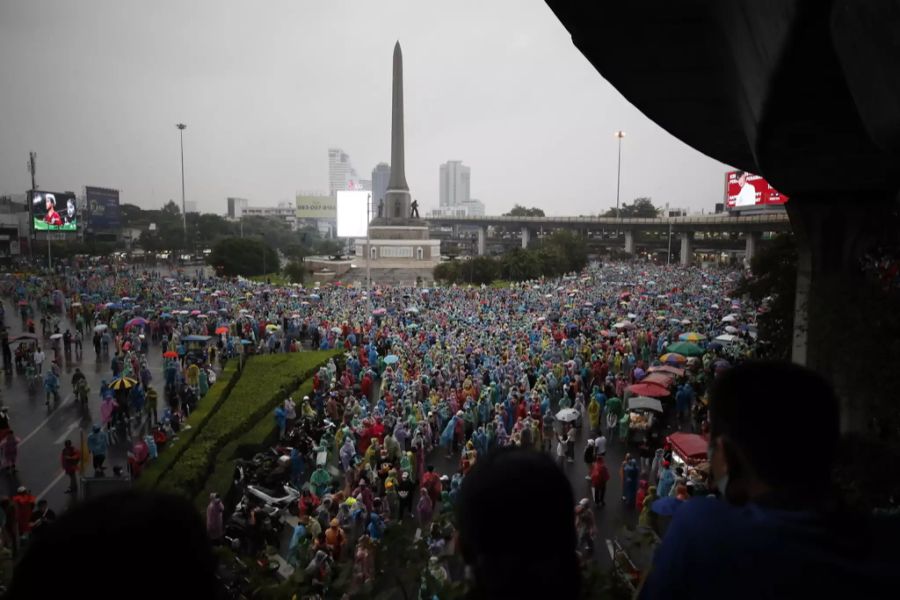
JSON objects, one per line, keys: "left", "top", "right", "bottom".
{"left": 725, "top": 171, "right": 788, "bottom": 209}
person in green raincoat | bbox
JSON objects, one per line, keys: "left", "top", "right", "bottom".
{"left": 198, "top": 368, "right": 209, "bottom": 398}
{"left": 399, "top": 451, "right": 414, "bottom": 483}
{"left": 309, "top": 465, "right": 332, "bottom": 498}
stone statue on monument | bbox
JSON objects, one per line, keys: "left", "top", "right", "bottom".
{"left": 377, "top": 198, "right": 383, "bottom": 218}
{"left": 410, "top": 199, "right": 419, "bottom": 219}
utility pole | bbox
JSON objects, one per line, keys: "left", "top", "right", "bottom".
{"left": 176, "top": 123, "right": 187, "bottom": 249}
{"left": 26, "top": 152, "right": 37, "bottom": 262}
{"left": 614, "top": 130, "right": 626, "bottom": 239}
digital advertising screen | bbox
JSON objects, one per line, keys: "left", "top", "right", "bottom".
{"left": 725, "top": 171, "right": 789, "bottom": 209}
{"left": 336, "top": 190, "right": 370, "bottom": 237}
{"left": 85, "top": 186, "right": 121, "bottom": 230}
{"left": 31, "top": 190, "right": 78, "bottom": 231}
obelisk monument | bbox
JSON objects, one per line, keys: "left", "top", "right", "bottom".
{"left": 358, "top": 42, "right": 440, "bottom": 272}
{"left": 383, "top": 41, "right": 411, "bottom": 221}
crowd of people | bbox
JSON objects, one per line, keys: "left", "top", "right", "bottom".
{"left": 10, "top": 258, "right": 891, "bottom": 598}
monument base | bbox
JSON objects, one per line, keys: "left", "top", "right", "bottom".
{"left": 356, "top": 223, "right": 441, "bottom": 268}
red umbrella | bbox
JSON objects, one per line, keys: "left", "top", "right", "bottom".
{"left": 163, "top": 350, "right": 178, "bottom": 358}
{"left": 642, "top": 373, "right": 674, "bottom": 388}
{"left": 667, "top": 432, "right": 709, "bottom": 464}
{"left": 215, "top": 326, "right": 229, "bottom": 335}
{"left": 627, "top": 382, "right": 670, "bottom": 397}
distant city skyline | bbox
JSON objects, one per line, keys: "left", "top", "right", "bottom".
{"left": 0, "top": 1, "right": 730, "bottom": 217}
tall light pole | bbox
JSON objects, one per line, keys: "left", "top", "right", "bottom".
{"left": 176, "top": 123, "right": 187, "bottom": 248}
{"left": 614, "top": 130, "right": 626, "bottom": 239}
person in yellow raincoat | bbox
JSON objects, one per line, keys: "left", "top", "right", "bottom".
{"left": 588, "top": 393, "right": 601, "bottom": 432}
{"left": 185, "top": 362, "right": 200, "bottom": 388}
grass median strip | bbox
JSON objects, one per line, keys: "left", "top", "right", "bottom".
{"left": 156, "top": 351, "right": 339, "bottom": 501}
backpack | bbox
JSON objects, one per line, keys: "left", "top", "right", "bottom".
{"left": 583, "top": 445, "right": 595, "bottom": 464}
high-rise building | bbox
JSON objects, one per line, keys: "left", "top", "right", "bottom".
{"left": 439, "top": 160, "right": 471, "bottom": 207}
{"left": 328, "top": 148, "right": 361, "bottom": 196}
{"left": 371, "top": 163, "right": 391, "bottom": 206}
{"left": 226, "top": 197, "right": 249, "bottom": 219}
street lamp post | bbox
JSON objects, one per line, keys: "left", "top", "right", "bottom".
{"left": 366, "top": 194, "right": 372, "bottom": 291}
{"left": 176, "top": 123, "right": 187, "bottom": 248}
{"left": 614, "top": 130, "right": 626, "bottom": 239}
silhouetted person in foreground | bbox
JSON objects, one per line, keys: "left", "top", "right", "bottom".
{"left": 7, "top": 490, "right": 218, "bottom": 600}
{"left": 456, "top": 448, "right": 579, "bottom": 600}
{"left": 639, "top": 361, "right": 900, "bottom": 599}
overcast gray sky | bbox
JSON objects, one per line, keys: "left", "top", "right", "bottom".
{"left": 0, "top": 0, "right": 730, "bottom": 216}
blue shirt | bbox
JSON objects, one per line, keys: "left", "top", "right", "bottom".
{"left": 639, "top": 497, "right": 900, "bottom": 599}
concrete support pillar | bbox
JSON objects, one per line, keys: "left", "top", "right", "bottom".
{"left": 679, "top": 232, "right": 693, "bottom": 266}
{"left": 476, "top": 226, "right": 486, "bottom": 256}
{"left": 744, "top": 231, "right": 761, "bottom": 263}
{"left": 521, "top": 226, "right": 531, "bottom": 249}
{"left": 624, "top": 230, "right": 635, "bottom": 254}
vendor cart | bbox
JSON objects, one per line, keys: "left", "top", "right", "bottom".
{"left": 667, "top": 432, "right": 709, "bottom": 466}
{"left": 625, "top": 396, "right": 664, "bottom": 446}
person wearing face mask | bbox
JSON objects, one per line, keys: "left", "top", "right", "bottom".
{"left": 638, "top": 361, "right": 900, "bottom": 599}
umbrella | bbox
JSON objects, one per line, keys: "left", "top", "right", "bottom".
{"left": 126, "top": 317, "right": 148, "bottom": 329}
{"left": 665, "top": 342, "right": 704, "bottom": 357}
{"left": 555, "top": 408, "right": 579, "bottom": 423}
{"left": 633, "top": 367, "right": 646, "bottom": 380}
{"left": 714, "top": 333, "right": 738, "bottom": 343}
{"left": 627, "top": 382, "right": 670, "bottom": 398}
{"left": 49, "top": 333, "right": 63, "bottom": 340}
{"left": 384, "top": 354, "right": 399, "bottom": 365}
{"left": 660, "top": 352, "right": 687, "bottom": 365}
{"left": 678, "top": 332, "right": 706, "bottom": 342}
{"left": 373, "top": 308, "right": 387, "bottom": 316}
{"left": 405, "top": 307, "right": 420, "bottom": 314}
{"left": 93, "top": 324, "right": 108, "bottom": 332}
{"left": 8, "top": 333, "right": 39, "bottom": 344}
{"left": 713, "top": 359, "right": 731, "bottom": 370}
{"left": 721, "top": 315, "right": 738, "bottom": 323}
{"left": 265, "top": 324, "right": 280, "bottom": 332}
{"left": 309, "top": 294, "right": 321, "bottom": 300}
{"left": 648, "top": 365, "right": 685, "bottom": 377}
{"left": 215, "top": 326, "right": 229, "bottom": 335}
{"left": 724, "top": 325, "right": 739, "bottom": 334}
{"left": 190, "top": 310, "right": 202, "bottom": 316}
{"left": 109, "top": 376, "right": 137, "bottom": 391}
{"left": 613, "top": 321, "right": 635, "bottom": 330}
{"left": 240, "top": 339, "right": 253, "bottom": 345}
{"left": 331, "top": 326, "right": 342, "bottom": 334}
{"left": 163, "top": 351, "right": 178, "bottom": 358}
{"left": 160, "top": 313, "right": 173, "bottom": 319}
{"left": 651, "top": 496, "right": 684, "bottom": 517}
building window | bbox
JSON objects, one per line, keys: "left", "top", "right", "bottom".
{"left": 416, "top": 247, "right": 423, "bottom": 260}
{"left": 370, "top": 246, "right": 377, "bottom": 260}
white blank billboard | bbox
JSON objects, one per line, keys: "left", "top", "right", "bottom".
{"left": 336, "top": 190, "right": 370, "bottom": 237}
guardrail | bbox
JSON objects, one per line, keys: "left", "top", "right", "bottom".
{"left": 427, "top": 213, "right": 789, "bottom": 226}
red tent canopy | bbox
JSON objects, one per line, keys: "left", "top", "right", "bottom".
{"left": 641, "top": 373, "right": 674, "bottom": 388}
{"left": 667, "top": 432, "right": 708, "bottom": 464}
{"left": 627, "top": 382, "right": 669, "bottom": 398}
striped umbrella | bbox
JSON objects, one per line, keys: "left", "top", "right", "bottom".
{"left": 109, "top": 376, "right": 138, "bottom": 391}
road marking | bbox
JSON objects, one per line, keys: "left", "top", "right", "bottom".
{"left": 19, "top": 393, "right": 74, "bottom": 447}
{"left": 54, "top": 421, "right": 81, "bottom": 445}
{"left": 36, "top": 470, "right": 66, "bottom": 501}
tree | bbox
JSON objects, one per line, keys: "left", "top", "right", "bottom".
{"left": 283, "top": 260, "right": 308, "bottom": 284}
{"left": 161, "top": 200, "right": 181, "bottom": 217}
{"left": 207, "top": 237, "right": 279, "bottom": 277}
{"left": 733, "top": 234, "right": 796, "bottom": 359}
{"left": 543, "top": 230, "right": 589, "bottom": 274}
{"left": 604, "top": 197, "right": 660, "bottom": 218}
{"left": 503, "top": 204, "right": 545, "bottom": 217}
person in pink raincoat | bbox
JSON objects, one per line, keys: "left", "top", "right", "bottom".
{"left": 206, "top": 493, "right": 225, "bottom": 543}
{"left": 1, "top": 430, "right": 21, "bottom": 472}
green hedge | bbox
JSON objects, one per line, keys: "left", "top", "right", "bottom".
{"left": 157, "top": 351, "right": 338, "bottom": 501}
{"left": 193, "top": 377, "right": 318, "bottom": 513}
{"left": 138, "top": 360, "right": 242, "bottom": 490}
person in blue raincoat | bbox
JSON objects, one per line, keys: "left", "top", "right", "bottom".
{"left": 657, "top": 460, "right": 676, "bottom": 498}
{"left": 623, "top": 458, "right": 640, "bottom": 507}
{"left": 440, "top": 412, "right": 462, "bottom": 456}
{"left": 290, "top": 447, "right": 305, "bottom": 486}
{"left": 274, "top": 405, "right": 287, "bottom": 439}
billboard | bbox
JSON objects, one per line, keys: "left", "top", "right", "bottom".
{"left": 85, "top": 186, "right": 121, "bottom": 230}
{"left": 725, "top": 171, "right": 788, "bottom": 209}
{"left": 295, "top": 194, "right": 336, "bottom": 219}
{"left": 31, "top": 190, "right": 78, "bottom": 231}
{"left": 336, "top": 190, "right": 370, "bottom": 237}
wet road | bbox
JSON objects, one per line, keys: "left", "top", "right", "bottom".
{"left": 0, "top": 298, "right": 167, "bottom": 511}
